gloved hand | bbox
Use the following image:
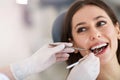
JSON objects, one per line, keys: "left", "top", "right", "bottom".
{"left": 10, "top": 43, "right": 74, "bottom": 80}
{"left": 67, "top": 53, "right": 100, "bottom": 80}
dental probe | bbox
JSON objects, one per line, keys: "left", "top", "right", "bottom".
{"left": 66, "top": 55, "right": 88, "bottom": 69}
{"left": 49, "top": 43, "right": 86, "bottom": 51}
{"left": 66, "top": 52, "right": 99, "bottom": 69}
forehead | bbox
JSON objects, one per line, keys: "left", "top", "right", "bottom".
{"left": 72, "top": 5, "right": 109, "bottom": 23}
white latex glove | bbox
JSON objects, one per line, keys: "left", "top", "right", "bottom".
{"left": 10, "top": 43, "right": 74, "bottom": 80}
{"left": 67, "top": 53, "right": 100, "bottom": 80}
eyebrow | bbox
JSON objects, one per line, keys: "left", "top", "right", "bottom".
{"left": 94, "top": 16, "right": 106, "bottom": 20}
{"left": 75, "top": 15, "right": 106, "bottom": 28}
{"left": 75, "top": 22, "right": 86, "bottom": 28}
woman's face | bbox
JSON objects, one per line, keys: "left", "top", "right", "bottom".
{"left": 71, "top": 5, "right": 120, "bottom": 64}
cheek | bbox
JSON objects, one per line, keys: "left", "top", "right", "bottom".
{"left": 102, "top": 26, "right": 118, "bottom": 55}
{"left": 108, "top": 27, "right": 118, "bottom": 51}
{"left": 73, "top": 35, "right": 88, "bottom": 47}
{"left": 72, "top": 29, "right": 86, "bottom": 47}
{"left": 72, "top": 34, "right": 89, "bottom": 56}
{"left": 105, "top": 26, "right": 118, "bottom": 44}
{"left": 104, "top": 25, "right": 117, "bottom": 37}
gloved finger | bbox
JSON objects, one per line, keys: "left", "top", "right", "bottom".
{"left": 87, "top": 57, "right": 100, "bottom": 79}
{"left": 86, "top": 55, "right": 99, "bottom": 67}
{"left": 79, "top": 53, "right": 99, "bottom": 67}
{"left": 49, "top": 44, "right": 66, "bottom": 54}
{"left": 85, "top": 52, "right": 95, "bottom": 60}
{"left": 77, "top": 53, "right": 94, "bottom": 65}
{"left": 61, "top": 47, "right": 74, "bottom": 53}
{"left": 86, "top": 52, "right": 100, "bottom": 64}
{"left": 49, "top": 43, "right": 74, "bottom": 55}
{"left": 56, "top": 56, "right": 69, "bottom": 62}
{"left": 92, "top": 57, "right": 100, "bottom": 69}
{"left": 91, "top": 57, "right": 100, "bottom": 72}
{"left": 55, "top": 53, "right": 70, "bottom": 62}
{"left": 49, "top": 42, "right": 73, "bottom": 47}
{"left": 55, "top": 52, "right": 70, "bottom": 58}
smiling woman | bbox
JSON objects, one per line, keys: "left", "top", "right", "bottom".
{"left": 61, "top": 0, "right": 120, "bottom": 79}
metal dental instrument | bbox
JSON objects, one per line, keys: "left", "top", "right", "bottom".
{"left": 66, "top": 51, "right": 99, "bottom": 69}
{"left": 66, "top": 55, "right": 88, "bottom": 69}
{"left": 49, "top": 43, "right": 86, "bottom": 51}
{"left": 66, "top": 47, "right": 90, "bottom": 69}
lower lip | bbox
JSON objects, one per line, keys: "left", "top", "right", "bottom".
{"left": 95, "top": 46, "right": 108, "bottom": 56}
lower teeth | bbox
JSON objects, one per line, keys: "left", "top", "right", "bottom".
{"left": 95, "top": 48, "right": 103, "bottom": 55}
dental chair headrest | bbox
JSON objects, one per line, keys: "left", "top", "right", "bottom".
{"left": 52, "top": 11, "right": 66, "bottom": 42}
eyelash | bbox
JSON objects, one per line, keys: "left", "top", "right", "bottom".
{"left": 76, "top": 21, "right": 107, "bottom": 33}
{"left": 96, "top": 21, "right": 106, "bottom": 27}
{"left": 77, "top": 27, "right": 87, "bottom": 33}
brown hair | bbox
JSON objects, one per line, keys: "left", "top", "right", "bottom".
{"left": 61, "top": 0, "right": 120, "bottom": 66}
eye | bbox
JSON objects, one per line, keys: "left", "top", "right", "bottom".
{"left": 77, "top": 27, "right": 87, "bottom": 33}
{"left": 96, "top": 21, "right": 106, "bottom": 27}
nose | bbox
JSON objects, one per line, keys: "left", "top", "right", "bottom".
{"left": 89, "top": 29, "right": 101, "bottom": 41}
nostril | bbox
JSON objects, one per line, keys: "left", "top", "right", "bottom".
{"left": 90, "top": 36, "right": 95, "bottom": 40}
{"left": 97, "top": 33, "right": 101, "bottom": 38}
{"left": 90, "top": 32, "right": 101, "bottom": 40}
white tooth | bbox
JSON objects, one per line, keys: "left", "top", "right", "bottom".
{"left": 91, "top": 43, "right": 107, "bottom": 50}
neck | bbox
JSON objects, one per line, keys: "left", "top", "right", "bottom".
{"left": 97, "top": 55, "right": 120, "bottom": 80}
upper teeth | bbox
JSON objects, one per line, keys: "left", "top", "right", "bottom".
{"left": 91, "top": 43, "right": 107, "bottom": 50}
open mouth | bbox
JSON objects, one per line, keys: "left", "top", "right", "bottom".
{"left": 89, "top": 43, "right": 108, "bottom": 55}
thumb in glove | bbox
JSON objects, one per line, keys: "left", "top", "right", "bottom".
{"left": 67, "top": 53, "right": 100, "bottom": 80}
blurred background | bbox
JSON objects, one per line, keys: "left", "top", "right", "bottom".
{"left": 0, "top": 0, "right": 120, "bottom": 80}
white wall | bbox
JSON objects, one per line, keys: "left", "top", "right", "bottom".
{"left": 0, "top": 0, "right": 69, "bottom": 80}
{"left": 0, "top": 0, "right": 31, "bottom": 66}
